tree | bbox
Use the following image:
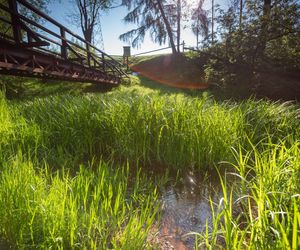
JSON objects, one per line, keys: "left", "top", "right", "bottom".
{"left": 120, "top": 0, "right": 178, "bottom": 54}
{"left": 191, "top": 0, "right": 209, "bottom": 48}
{"left": 246, "top": 0, "right": 300, "bottom": 65}
{"left": 201, "top": 0, "right": 300, "bottom": 88}
{"left": 176, "top": 0, "right": 181, "bottom": 52}
{"left": 120, "top": 0, "right": 194, "bottom": 54}
{"left": 239, "top": 0, "right": 242, "bottom": 29}
{"left": 69, "top": 0, "right": 110, "bottom": 45}
{"left": 157, "top": 0, "right": 178, "bottom": 53}
{"left": 257, "top": 0, "right": 271, "bottom": 54}
{"left": 216, "top": 5, "right": 237, "bottom": 61}
{"left": 211, "top": 0, "right": 214, "bottom": 44}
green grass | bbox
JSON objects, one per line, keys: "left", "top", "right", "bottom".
{"left": 130, "top": 54, "right": 206, "bottom": 86}
{"left": 4, "top": 85, "right": 242, "bottom": 167}
{"left": 0, "top": 156, "right": 159, "bottom": 249}
{"left": 0, "top": 77, "right": 299, "bottom": 249}
{"left": 9, "top": 82, "right": 299, "bottom": 168}
{"left": 0, "top": 75, "right": 115, "bottom": 100}
{"left": 129, "top": 54, "right": 166, "bottom": 65}
{"left": 194, "top": 141, "right": 300, "bottom": 249}
{"left": 0, "top": 90, "right": 161, "bottom": 249}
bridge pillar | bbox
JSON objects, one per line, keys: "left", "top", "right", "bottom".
{"left": 86, "top": 43, "right": 91, "bottom": 66}
{"left": 8, "top": 0, "right": 21, "bottom": 44}
{"left": 102, "top": 53, "right": 106, "bottom": 72}
{"left": 60, "top": 28, "right": 68, "bottom": 59}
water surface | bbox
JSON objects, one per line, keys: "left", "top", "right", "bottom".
{"left": 158, "top": 170, "right": 223, "bottom": 249}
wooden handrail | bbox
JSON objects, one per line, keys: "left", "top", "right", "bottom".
{"left": 16, "top": 0, "right": 125, "bottom": 68}
{"left": 0, "top": 0, "right": 127, "bottom": 80}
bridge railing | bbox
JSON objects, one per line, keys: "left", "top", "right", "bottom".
{"left": 0, "top": 0, "right": 127, "bottom": 81}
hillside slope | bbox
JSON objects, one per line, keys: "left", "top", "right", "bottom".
{"left": 130, "top": 54, "right": 209, "bottom": 90}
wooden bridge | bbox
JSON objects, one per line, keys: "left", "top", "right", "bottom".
{"left": 0, "top": 0, "right": 127, "bottom": 85}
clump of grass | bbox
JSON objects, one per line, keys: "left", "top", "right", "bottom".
{"left": 0, "top": 154, "right": 159, "bottom": 249}
{"left": 8, "top": 89, "right": 245, "bottom": 168}
{"left": 0, "top": 82, "right": 299, "bottom": 249}
{"left": 194, "top": 140, "right": 300, "bottom": 249}
{"left": 13, "top": 86, "right": 299, "bottom": 169}
{"left": 241, "top": 99, "right": 300, "bottom": 144}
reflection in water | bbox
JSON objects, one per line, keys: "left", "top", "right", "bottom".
{"left": 159, "top": 170, "right": 222, "bottom": 249}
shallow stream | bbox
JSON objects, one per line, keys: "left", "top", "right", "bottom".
{"left": 158, "top": 170, "right": 223, "bottom": 249}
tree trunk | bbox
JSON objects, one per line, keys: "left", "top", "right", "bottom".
{"left": 239, "top": 0, "right": 243, "bottom": 29}
{"left": 177, "top": 0, "right": 181, "bottom": 53}
{"left": 211, "top": 0, "right": 214, "bottom": 44}
{"left": 252, "top": 0, "right": 271, "bottom": 70}
{"left": 83, "top": 28, "right": 92, "bottom": 66}
{"left": 83, "top": 28, "right": 92, "bottom": 44}
{"left": 156, "top": 0, "right": 177, "bottom": 54}
{"left": 196, "top": 28, "right": 199, "bottom": 49}
{"left": 259, "top": 0, "right": 271, "bottom": 53}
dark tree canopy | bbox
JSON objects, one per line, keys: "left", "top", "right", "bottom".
{"left": 196, "top": 0, "right": 300, "bottom": 91}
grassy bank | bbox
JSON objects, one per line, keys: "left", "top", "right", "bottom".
{"left": 0, "top": 78, "right": 299, "bottom": 248}
{"left": 130, "top": 53, "right": 300, "bottom": 101}
{"left": 130, "top": 54, "right": 209, "bottom": 89}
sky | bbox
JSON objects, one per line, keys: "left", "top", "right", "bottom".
{"left": 47, "top": 0, "right": 227, "bottom": 56}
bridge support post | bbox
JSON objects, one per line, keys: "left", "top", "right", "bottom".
{"left": 86, "top": 43, "right": 91, "bottom": 66}
{"left": 102, "top": 53, "right": 105, "bottom": 72}
{"left": 60, "top": 28, "right": 68, "bottom": 59}
{"left": 8, "top": 0, "right": 21, "bottom": 44}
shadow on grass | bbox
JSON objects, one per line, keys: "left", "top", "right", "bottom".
{"left": 0, "top": 75, "right": 117, "bottom": 100}
{"left": 135, "top": 73, "right": 300, "bottom": 103}
{"left": 136, "top": 74, "right": 210, "bottom": 98}
{"left": 130, "top": 52, "right": 300, "bottom": 103}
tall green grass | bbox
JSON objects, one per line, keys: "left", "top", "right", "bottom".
{"left": 0, "top": 82, "right": 299, "bottom": 249}
{"left": 10, "top": 85, "right": 299, "bottom": 168}
{"left": 0, "top": 90, "right": 161, "bottom": 249}
{"left": 0, "top": 155, "right": 159, "bottom": 249}
{"left": 194, "top": 141, "right": 300, "bottom": 249}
